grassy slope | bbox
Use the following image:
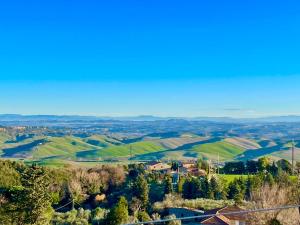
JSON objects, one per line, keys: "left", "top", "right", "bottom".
{"left": 32, "top": 136, "right": 102, "bottom": 158}
{"left": 134, "top": 140, "right": 246, "bottom": 161}
{"left": 95, "top": 141, "right": 166, "bottom": 158}
{"left": 83, "top": 135, "right": 121, "bottom": 147}
{"left": 224, "top": 137, "right": 261, "bottom": 150}
{"left": 189, "top": 141, "right": 245, "bottom": 160}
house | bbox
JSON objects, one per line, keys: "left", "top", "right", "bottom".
{"left": 200, "top": 206, "right": 247, "bottom": 225}
{"left": 182, "top": 162, "right": 196, "bottom": 169}
{"left": 146, "top": 161, "right": 171, "bottom": 171}
{"left": 180, "top": 167, "right": 207, "bottom": 177}
{"left": 167, "top": 206, "right": 246, "bottom": 225}
{"left": 168, "top": 207, "right": 204, "bottom": 223}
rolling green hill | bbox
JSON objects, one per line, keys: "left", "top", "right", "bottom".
{"left": 1, "top": 129, "right": 298, "bottom": 164}
{"left": 79, "top": 141, "right": 166, "bottom": 159}
{"left": 190, "top": 141, "right": 245, "bottom": 160}
{"left": 32, "top": 136, "right": 102, "bottom": 158}
{"left": 83, "top": 135, "right": 121, "bottom": 147}
{"left": 133, "top": 140, "right": 246, "bottom": 161}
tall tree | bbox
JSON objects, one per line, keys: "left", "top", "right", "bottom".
{"left": 164, "top": 176, "right": 173, "bottom": 195}
{"left": 133, "top": 175, "right": 149, "bottom": 209}
{"left": 1, "top": 164, "right": 53, "bottom": 225}
{"left": 105, "top": 196, "right": 129, "bottom": 225}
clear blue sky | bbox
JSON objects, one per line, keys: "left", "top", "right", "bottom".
{"left": 0, "top": 0, "right": 300, "bottom": 117}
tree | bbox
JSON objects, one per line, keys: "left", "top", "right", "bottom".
{"left": 164, "top": 176, "right": 173, "bottom": 195}
{"left": 276, "top": 159, "right": 292, "bottom": 174}
{"left": 246, "top": 160, "right": 259, "bottom": 174}
{"left": 264, "top": 173, "right": 275, "bottom": 186}
{"left": 248, "top": 184, "right": 298, "bottom": 225}
{"left": 92, "top": 207, "right": 109, "bottom": 225}
{"left": 227, "top": 178, "right": 246, "bottom": 203}
{"left": 132, "top": 175, "right": 149, "bottom": 209}
{"left": 183, "top": 178, "right": 200, "bottom": 199}
{"left": 200, "top": 177, "right": 211, "bottom": 198}
{"left": 268, "top": 218, "right": 282, "bottom": 225}
{"left": 1, "top": 164, "right": 53, "bottom": 225}
{"left": 137, "top": 211, "right": 151, "bottom": 223}
{"left": 163, "top": 214, "right": 181, "bottom": 225}
{"left": 171, "top": 162, "right": 179, "bottom": 171}
{"left": 223, "top": 162, "right": 245, "bottom": 174}
{"left": 105, "top": 196, "right": 129, "bottom": 225}
{"left": 258, "top": 157, "right": 270, "bottom": 172}
{"left": 210, "top": 176, "right": 220, "bottom": 199}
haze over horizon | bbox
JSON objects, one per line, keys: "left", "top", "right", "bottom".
{"left": 1, "top": 1, "right": 300, "bottom": 117}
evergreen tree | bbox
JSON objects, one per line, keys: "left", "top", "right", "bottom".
{"left": 210, "top": 176, "right": 219, "bottom": 199}
{"left": 105, "top": 196, "right": 129, "bottom": 225}
{"left": 171, "top": 162, "right": 179, "bottom": 171}
{"left": 137, "top": 211, "right": 151, "bottom": 223}
{"left": 182, "top": 178, "right": 200, "bottom": 199}
{"left": 264, "top": 173, "right": 275, "bottom": 186}
{"left": 164, "top": 176, "right": 173, "bottom": 195}
{"left": 227, "top": 178, "right": 245, "bottom": 203}
{"left": 133, "top": 175, "right": 149, "bottom": 209}
{"left": 6, "top": 164, "right": 53, "bottom": 225}
{"left": 200, "top": 177, "right": 211, "bottom": 198}
{"left": 246, "top": 160, "right": 258, "bottom": 174}
{"left": 177, "top": 177, "right": 185, "bottom": 194}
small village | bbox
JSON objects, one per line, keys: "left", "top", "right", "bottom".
{"left": 145, "top": 160, "right": 247, "bottom": 225}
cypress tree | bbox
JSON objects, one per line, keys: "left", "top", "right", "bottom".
{"left": 105, "top": 196, "right": 129, "bottom": 225}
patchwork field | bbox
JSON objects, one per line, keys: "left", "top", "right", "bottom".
{"left": 0, "top": 129, "right": 298, "bottom": 164}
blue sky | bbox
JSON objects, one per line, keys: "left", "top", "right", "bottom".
{"left": 0, "top": 0, "right": 300, "bottom": 117}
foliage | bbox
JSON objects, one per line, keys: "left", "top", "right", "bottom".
{"left": 153, "top": 194, "right": 234, "bottom": 211}
{"left": 105, "top": 196, "right": 129, "bottom": 225}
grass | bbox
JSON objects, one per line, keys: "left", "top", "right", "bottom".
{"left": 218, "top": 174, "right": 249, "bottom": 184}
{"left": 83, "top": 135, "right": 121, "bottom": 147}
{"left": 190, "top": 141, "right": 245, "bottom": 160}
{"left": 95, "top": 141, "right": 166, "bottom": 158}
{"left": 32, "top": 136, "right": 102, "bottom": 158}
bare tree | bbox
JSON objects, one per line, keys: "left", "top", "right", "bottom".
{"left": 248, "top": 184, "right": 300, "bottom": 225}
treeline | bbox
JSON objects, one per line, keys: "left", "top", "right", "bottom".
{"left": 0, "top": 159, "right": 299, "bottom": 225}
{"left": 222, "top": 157, "right": 295, "bottom": 175}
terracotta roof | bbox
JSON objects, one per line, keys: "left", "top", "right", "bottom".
{"left": 201, "top": 215, "right": 230, "bottom": 225}
{"left": 200, "top": 205, "right": 247, "bottom": 224}
{"left": 217, "top": 206, "right": 247, "bottom": 220}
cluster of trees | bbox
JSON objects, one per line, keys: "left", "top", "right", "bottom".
{"left": 222, "top": 157, "right": 293, "bottom": 175}
{"left": 0, "top": 158, "right": 299, "bottom": 225}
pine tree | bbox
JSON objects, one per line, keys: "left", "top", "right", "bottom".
{"left": 177, "top": 177, "right": 185, "bottom": 194}
{"left": 137, "top": 211, "right": 151, "bottom": 223}
{"left": 105, "top": 196, "right": 129, "bottom": 225}
{"left": 200, "top": 177, "right": 211, "bottom": 198}
{"left": 164, "top": 176, "right": 173, "bottom": 195}
{"left": 210, "top": 176, "right": 219, "bottom": 199}
{"left": 133, "top": 175, "right": 149, "bottom": 209}
{"left": 265, "top": 173, "right": 275, "bottom": 186}
{"left": 17, "top": 164, "right": 53, "bottom": 225}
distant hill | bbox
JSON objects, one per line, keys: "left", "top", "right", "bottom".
{"left": 2, "top": 114, "right": 300, "bottom": 123}
{"left": 0, "top": 122, "right": 299, "bottom": 164}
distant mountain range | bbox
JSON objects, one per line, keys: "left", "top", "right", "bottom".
{"left": 1, "top": 114, "right": 300, "bottom": 123}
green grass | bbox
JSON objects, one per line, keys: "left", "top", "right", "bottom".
{"left": 95, "top": 141, "right": 166, "bottom": 158}
{"left": 190, "top": 141, "right": 245, "bottom": 160}
{"left": 218, "top": 174, "right": 249, "bottom": 184}
{"left": 32, "top": 136, "right": 102, "bottom": 158}
{"left": 83, "top": 135, "right": 121, "bottom": 147}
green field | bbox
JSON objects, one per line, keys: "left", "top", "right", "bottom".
{"left": 190, "top": 141, "right": 245, "bottom": 160}
{"left": 218, "top": 174, "right": 249, "bottom": 184}
{"left": 32, "top": 136, "right": 102, "bottom": 158}
{"left": 96, "top": 141, "right": 166, "bottom": 157}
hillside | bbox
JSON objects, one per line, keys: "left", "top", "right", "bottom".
{"left": 1, "top": 125, "right": 299, "bottom": 164}
{"left": 79, "top": 141, "right": 166, "bottom": 159}
{"left": 133, "top": 139, "right": 246, "bottom": 161}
